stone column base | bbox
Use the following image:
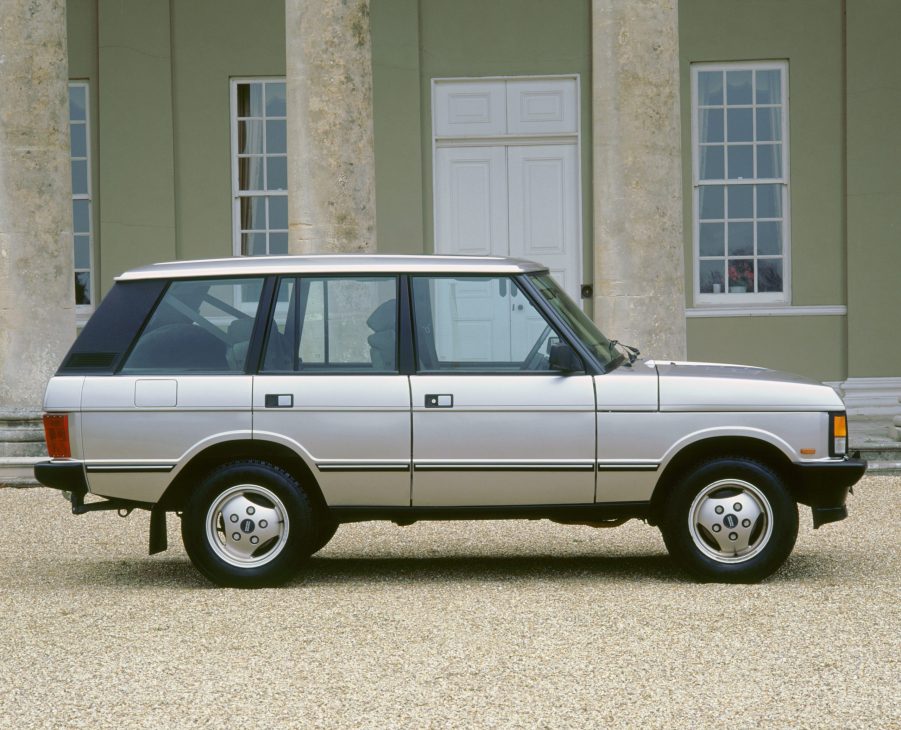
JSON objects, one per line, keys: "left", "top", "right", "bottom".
{"left": 0, "top": 410, "right": 46, "bottom": 487}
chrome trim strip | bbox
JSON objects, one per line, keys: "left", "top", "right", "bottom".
{"left": 596, "top": 461, "right": 660, "bottom": 472}
{"left": 86, "top": 463, "right": 175, "bottom": 473}
{"left": 413, "top": 461, "right": 595, "bottom": 472}
{"left": 316, "top": 462, "right": 411, "bottom": 473}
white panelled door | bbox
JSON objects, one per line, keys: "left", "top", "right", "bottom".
{"left": 433, "top": 77, "right": 582, "bottom": 304}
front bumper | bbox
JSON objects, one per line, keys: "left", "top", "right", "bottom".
{"left": 791, "top": 457, "right": 867, "bottom": 528}
{"left": 34, "top": 460, "right": 88, "bottom": 496}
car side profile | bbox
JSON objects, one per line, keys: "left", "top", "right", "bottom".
{"left": 35, "top": 255, "right": 866, "bottom": 587}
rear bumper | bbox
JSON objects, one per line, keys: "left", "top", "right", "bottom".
{"left": 791, "top": 457, "right": 867, "bottom": 528}
{"left": 34, "top": 460, "right": 88, "bottom": 496}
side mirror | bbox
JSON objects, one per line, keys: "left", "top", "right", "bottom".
{"left": 548, "top": 342, "right": 583, "bottom": 373}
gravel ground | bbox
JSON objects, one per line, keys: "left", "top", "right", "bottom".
{"left": 0, "top": 476, "right": 898, "bottom": 729}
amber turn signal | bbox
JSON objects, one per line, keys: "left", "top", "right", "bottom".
{"left": 43, "top": 414, "right": 71, "bottom": 458}
{"left": 833, "top": 415, "right": 847, "bottom": 438}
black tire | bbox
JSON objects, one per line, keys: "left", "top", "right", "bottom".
{"left": 181, "top": 460, "right": 313, "bottom": 588}
{"left": 660, "top": 457, "right": 798, "bottom": 583}
{"left": 309, "top": 517, "right": 339, "bottom": 555}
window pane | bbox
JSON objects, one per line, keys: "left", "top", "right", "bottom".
{"left": 123, "top": 278, "right": 265, "bottom": 373}
{"left": 699, "top": 185, "right": 724, "bottom": 220}
{"left": 699, "top": 222, "right": 725, "bottom": 257}
{"left": 73, "top": 199, "right": 90, "bottom": 233}
{"left": 239, "top": 196, "right": 267, "bottom": 231}
{"left": 268, "top": 195, "right": 288, "bottom": 230}
{"left": 758, "top": 259, "right": 783, "bottom": 292}
{"left": 756, "top": 184, "right": 782, "bottom": 218}
{"left": 237, "top": 83, "right": 263, "bottom": 117}
{"left": 238, "top": 120, "right": 264, "bottom": 155}
{"left": 266, "top": 156, "right": 287, "bottom": 191}
{"left": 265, "top": 82, "right": 286, "bottom": 117}
{"left": 728, "top": 222, "right": 753, "bottom": 256}
{"left": 727, "top": 145, "right": 753, "bottom": 179}
{"left": 70, "top": 123, "right": 87, "bottom": 158}
{"left": 699, "top": 145, "right": 724, "bottom": 180}
{"left": 757, "top": 221, "right": 782, "bottom": 255}
{"left": 74, "top": 234, "right": 91, "bottom": 270}
{"left": 69, "top": 85, "right": 86, "bottom": 121}
{"left": 75, "top": 272, "right": 91, "bottom": 305}
{"left": 727, "top": 107, "right": 753, "bottom": 142}
{"left": 728, "top": 260, "right": 754, "bottom": 292}
{"left": 727, "top": 185, "right": 753, "bottom": 218}
{"left": 279, "top": 277, "right": 399, "bottom": 372}
{"left": 756, "top": 108, "right": 781, "bottom": 142}
{"left": 698, "top": 71, "right": 723, "bottom": 106}
{"left": 699, "top": 260, "right": 725, "bottom": 294}
{"left": 266, "top": 120, "right": 286, "bottom": 154}
{"left": 756, "top": 69, "right": 781, "bottom": 104}
{"left": 699, "top": 109, "right": 724, "bottom": 143}
{"left": 269, "top": 232, "right": 288, "bottom": 255}
{"left": 71, "top": 159, "right": 88, "bottom": 195}
{"left": 726, "top": 70, "right": 752, "bottom": 105}
{"left": 412, "top": 276, "right": 559, "bottom": 371}
{"left": 757, "top": 144, "right": 782, "bottom": 178}
{"left": 241, "top": 232, "right": 268, "bottom": 256}
{"left": 238, "top": 156, "right": 265, "bottom": 191}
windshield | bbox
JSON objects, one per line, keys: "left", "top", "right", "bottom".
{"left": 527, "top": 273, "right": 622, "bottom": 371}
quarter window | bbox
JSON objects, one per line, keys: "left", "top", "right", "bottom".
{"left": 692, "top": 62, "right": 789, "bottom": 304}
{"left": 231, "top": 79, "right": 288, "bottom": 256}
{"left": 262, "top": 277, "right": 398, "bottom": 373}
{"left": 411, "top": 276, "right": 561, "bottom": 372}
{"left": 69, "top": 81, "right": 94, "bottom": 310}
{"left": 122, "top": 278, "right": 265, "bottom": 373}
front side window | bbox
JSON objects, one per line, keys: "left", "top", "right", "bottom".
{"left": 69, "top": 81, "right": 94, "bottom": 310}
{"left": 262, "top": 276, "right": 398, "bottom": 373}
{"left": 231, "top": 79, "right": 288, "bottom": 256}
{"left": 411, "top": 276, "right": 562, "bottom": 372}
{"left": 693, "top": 62, "right": 789, "bottom": 304}
{"left": 122, "top": 278, "right": 264, "bottom": 373}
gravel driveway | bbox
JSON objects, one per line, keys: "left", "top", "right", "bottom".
{"left": 0, "top": 476, "right": 898, "bottom": 729}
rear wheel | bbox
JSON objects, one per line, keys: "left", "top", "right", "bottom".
{"left": 661, "top": 457, "right": 798, "bottom": 583}
{"left": 182, "top": 460, "right": 313, "bottom": 588}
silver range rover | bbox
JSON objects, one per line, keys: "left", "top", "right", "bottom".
{"left": 35, "top": 255, "right": 866, "bottom": 587}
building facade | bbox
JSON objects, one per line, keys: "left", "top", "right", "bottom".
{"left": 1, "top": 0, "right": 899, "bottom": 478}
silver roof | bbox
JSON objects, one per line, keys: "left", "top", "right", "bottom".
{"left": 116, "top": 254, "right": 548, "bottom": 281}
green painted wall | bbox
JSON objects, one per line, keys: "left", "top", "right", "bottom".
{"left": 97, "top": 0, "right": 177, "bottom": 296}
{"left": 371, "top": 0, "right": 592, "bottom": 283}
{"left": 371, "top": 0, "right": 424, "bottom": 254}
{"left": 679, "top": 0, "right": 846, "bottom": 381}
{"left": 170, "top": 0, "right": 285, "bottom": 263}
{"left": 846, "top": 1, "right": 901, "bottom": 378}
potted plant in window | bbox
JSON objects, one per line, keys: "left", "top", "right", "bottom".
{"left": 728, "top": 261, "right": 754, "bottom": 293}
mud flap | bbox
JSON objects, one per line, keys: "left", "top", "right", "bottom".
{"left": 149, "top": 507, "right": 168, "bottom": 555}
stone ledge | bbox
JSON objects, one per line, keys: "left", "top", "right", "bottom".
{"left": 0, "top": 457, "right": 42, "bottom": 487}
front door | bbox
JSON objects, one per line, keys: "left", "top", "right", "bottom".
{"left": 410, "top": 273, "right": 595, "bottom": 506}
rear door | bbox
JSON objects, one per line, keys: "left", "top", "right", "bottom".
{"left": 253, "top": 275, "right": 411, "bottom": 507}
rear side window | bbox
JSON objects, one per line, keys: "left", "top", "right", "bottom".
{"left": 262, "top": 276, "right": 398, "bottom": 373}
{"left": 121, "top": 278, "right": 265, "bottom": 373}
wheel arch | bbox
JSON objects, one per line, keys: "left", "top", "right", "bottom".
{"left": 648, "top": 435, "right": 795, "bottom": 526}
{"left": 157, "top": 438, "right": 327, "bottom": 514}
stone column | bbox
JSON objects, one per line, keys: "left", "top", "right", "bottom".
{"left": 0, "top": 0, "right": 75, "bottom": 482}
{"left": 285, "top": 0, "right": 377, "bottom": 254}
{"left": 592, "top": 0, "right": 686, "bottom": 359}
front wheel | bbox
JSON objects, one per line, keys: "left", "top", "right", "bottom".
{"left": 182, "top": 460, "right": 313, "bottom": 588}
{"left": 661, "top": 457, "right": 798, "bottom": 583}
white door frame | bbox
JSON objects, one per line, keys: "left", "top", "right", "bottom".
{"left": 431, "top": 75, "right": 583, "bottom": 298}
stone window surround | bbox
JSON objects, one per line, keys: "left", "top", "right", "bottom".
{"left": 691, "top": 60, "right": 791, "bottom": 308}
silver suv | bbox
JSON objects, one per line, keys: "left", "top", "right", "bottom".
{"left": 35, "top": 256, "right": 865, "bottom": 586}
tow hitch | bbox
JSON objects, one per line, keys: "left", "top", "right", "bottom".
{"left": 67, "top": 490, "right": 168, "bottom": 555}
